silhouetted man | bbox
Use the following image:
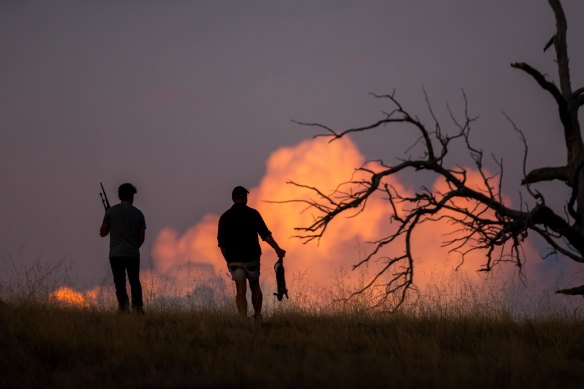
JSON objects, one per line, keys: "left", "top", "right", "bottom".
{"left": 218, "top": 186, "right": 286, "bottom": 320}
{"left": 100, "top": 183, "right": 146, "bottom": 313}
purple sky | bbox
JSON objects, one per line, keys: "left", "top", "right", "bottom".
{"left": 1, "top": 1, "right": 583, "bottom": 290}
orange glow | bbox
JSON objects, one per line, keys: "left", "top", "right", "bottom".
{"left": 134, "top": 137, "right": 546, "bottom": 308}
{"left": 412, "top": 171, "right": 510, "bottom": 287}
{"left": 152, "top": 138, "right": 528, "bottom": 304}
{"left": 50, "top": 286, "right": 90, "bottom": 308}
{"left": 150, "top": 137, "right": 405, "bottom": 298}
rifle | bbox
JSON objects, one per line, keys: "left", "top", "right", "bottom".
{"left": 99, "top": 182, "right": 111, "bottom": 210}
{"left": 274, "top": 256, "right": 289, "bottom": 301}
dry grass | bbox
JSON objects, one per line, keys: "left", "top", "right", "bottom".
{"left": 1, "top": 300, "right": 584, "bottom": 388}
{"left": 2, "top": 258, "right": 584, "bottom": 387}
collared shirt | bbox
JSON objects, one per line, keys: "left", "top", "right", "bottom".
{"left": 217, "top": 203, "right": 271, "bottom": 262}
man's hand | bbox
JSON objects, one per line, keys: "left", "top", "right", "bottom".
{"left": 265, "top": 235, "right": 286, "bottom": 258}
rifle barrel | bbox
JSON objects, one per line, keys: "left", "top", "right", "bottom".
{"left": 99, "top": 182, "right": 111, "bottom": 210}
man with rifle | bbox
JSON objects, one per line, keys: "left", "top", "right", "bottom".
{"left": 218, "top": 186, "right": 286, "bottom": 320}
{"left": 99, "top": 183, "right": 146, "bottom": 314}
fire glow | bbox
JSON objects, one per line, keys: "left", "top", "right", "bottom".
{"left": 151, "top": 137, "right": 402, "bottom": 292}
{"left": 53, "top": 137, "right": 547, "bottom": 309}
{"left": 50, "top": 287, "right": 93, "bottom": 308}
{"left": 149, "top": 137, "right": 540, "bottom": 304}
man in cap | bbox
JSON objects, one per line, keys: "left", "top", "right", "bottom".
{"left": 217, "top": 186, "right": 286, "bottom": 320}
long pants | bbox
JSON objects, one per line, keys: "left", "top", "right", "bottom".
{"left": 109, "top": 256, "right": 143, "bottom": 311}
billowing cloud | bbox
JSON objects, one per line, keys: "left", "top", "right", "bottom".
{"left": 148, "top": 136, "right": 553, "bottom": 308}
{"left": 52, "top": 137, "right": 582, "bottom": 312}
{"left": 149, "top": 137, "right": 403, "bottom": 299}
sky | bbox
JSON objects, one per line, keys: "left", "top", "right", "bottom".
{"left": 1, "top": 1, "right": 584, "bottom": 309}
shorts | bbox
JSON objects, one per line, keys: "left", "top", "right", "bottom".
{"left": 227, "top": 260, "right": 260, "bottom": 282}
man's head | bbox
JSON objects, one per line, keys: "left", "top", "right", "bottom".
{"left": 118, "top": 183, "right": 137, "bottom": 202}
{"left": 232, "top": 185, "right": 249, "bottom": 204}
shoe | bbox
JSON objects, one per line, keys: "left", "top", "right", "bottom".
{"left": 133, "top": 306, "right": 145, "bottom": 314}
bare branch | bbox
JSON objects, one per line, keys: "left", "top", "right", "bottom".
{"left": 510, "top": 62, "right": 564, "bottom": 106}
{"left": 291, "top": 120, "right": 338, "bottom": 138}
{"left": 556, "top": 284, "right": 584, "bottom": 295}
{"left": 522, "top": 166, "right": 571, "bottom": 186}
{"left": 543, "top": 34, "right": 555, "bottom": 52}
{"left": 567, "top": 162, "right": 584, "bottom": 222}
{"left": 575, "top": 87, "right": 584, "bottom": 108}
{"left": 547, "top": 0, "right": 572, "bottom": 97}
{"left": 532, "top": 226, "right": 584, "bottom": 263}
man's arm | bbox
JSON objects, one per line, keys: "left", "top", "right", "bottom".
{"left": 255, "top": 210, "right": 286, "bottom": 258}
{"left": 100, "top": 209, "right": 110, "bottom": 237}
{"left": 217, "top": 215, "right": 230, "bottom": 261}
{"left": 138, "top": 228, "right": 145, "bottom": 247}
{"left": 264, "top": 235, "right": 286, "bottom": 258}
{"left": 220, "top": 247, "right": 229, "bottom": 261}
{"left": 100, "top": 223, "right": 109, "bottom": 237}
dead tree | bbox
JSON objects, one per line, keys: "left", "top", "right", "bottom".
{"left": 289, "top": 0, "right": 584, "bottom": 306}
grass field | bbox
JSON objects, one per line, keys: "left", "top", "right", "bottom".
{"left": 1, "top": 300, "right": 584, "bottom": 388}
{"left": 2, "top": 258, "right": 584, "bottom": 388}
